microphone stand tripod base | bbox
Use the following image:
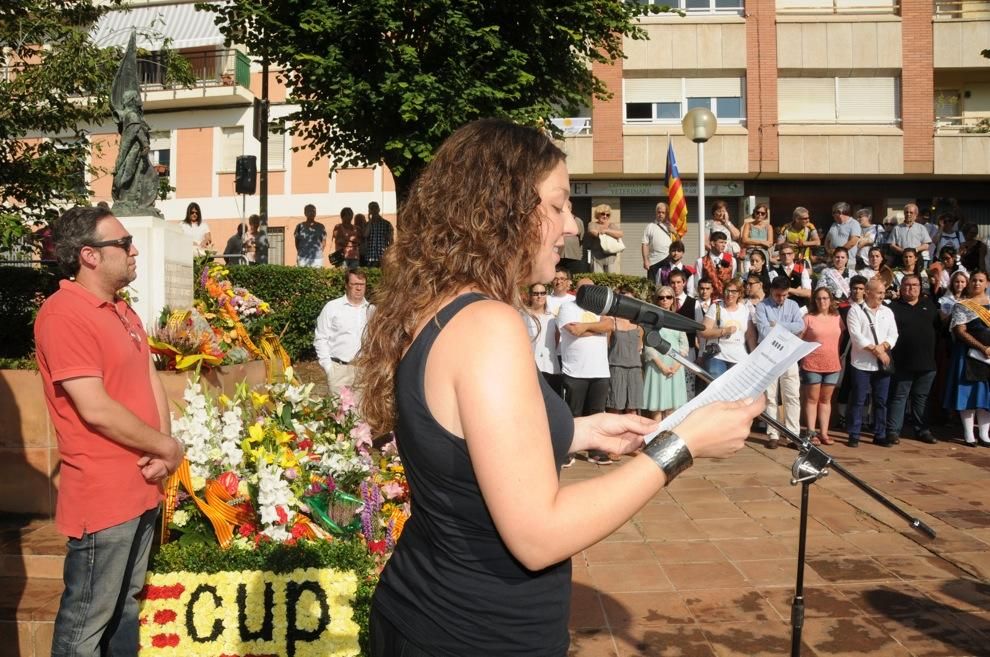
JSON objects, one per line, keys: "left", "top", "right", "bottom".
{"left": 641, "top": 325, "right": 933, "bottom": 657}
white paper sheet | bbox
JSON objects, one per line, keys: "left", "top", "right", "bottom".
{"left": 645, "top": 324, "right": 820, "bottom": 443}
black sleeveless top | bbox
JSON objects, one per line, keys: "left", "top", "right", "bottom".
{"left": 373, "top": 293, "right": 575, "bottom": 656}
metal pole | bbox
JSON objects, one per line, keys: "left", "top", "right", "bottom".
{"left": 260, "top": 57, "right": 269, "bottom": 228}
{"left": 697, "top": 140, "right": 706, "bottom": 261}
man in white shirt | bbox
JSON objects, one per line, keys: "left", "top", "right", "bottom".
{"left": 890, "top": 203, "right": 932, "bottom": 266}
{"left": 314, "top": 268, "right": 372, "bottom": 393}
{"left": 643, "top": 202, "right": 673, "bottom": 281}
{"left": 824, "top": 202, "right": 862, "bottom": 265}
{"left": 845, "top": 278, "right": 898, "bottom": 448}
{"left": 546, "top": 267, "right": 574, "bottom": 316}
{"left": 558, "top": 278, "right": 613, "bottom": 464}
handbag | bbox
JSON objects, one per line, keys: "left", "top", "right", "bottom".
{"left": 598, "top": 233, "right": 626, "bottom": 255}
{"left": 859, "top": 303, "right": 895, "bottom": 374}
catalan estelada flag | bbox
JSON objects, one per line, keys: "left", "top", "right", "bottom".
{"left": 665, "top": 141, "right": 688, "bottom": 238}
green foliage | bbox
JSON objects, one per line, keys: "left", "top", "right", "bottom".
{"left": 0, "top": 266, "right": 62, "bottom": 359}
{"left": 152, "top": 538, "right": 377, "bottom": 654}
{"left": 583, "top": 272, "right": 657, "bottom": 300}
{"left": 199, "top": 0, "right": 665, "bottom": 195}
{"left": 0, "top": 1, "right": 199, "bottom": 249}
{"left": 0, "top": 1, "right": 125, "bottom": 247}
{"left": 198, "top": 263, "right": 381, "bottom": 361}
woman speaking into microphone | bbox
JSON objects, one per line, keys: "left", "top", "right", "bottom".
{"left": 354, "top": 119, "right": 764, "bottom": 657}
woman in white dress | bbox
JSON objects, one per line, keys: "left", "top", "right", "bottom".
{"left": 180, "top": 202, "right": 212, "bottom": 256}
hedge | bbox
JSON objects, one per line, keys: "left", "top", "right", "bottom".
{"left": 0, "top": 261, "right": 658, "bottom": 364}
{"left": 215, "top": 266, "right": 656, "bottom": 362}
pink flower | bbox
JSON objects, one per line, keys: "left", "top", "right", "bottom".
{"left": 352, "top": 422, "right": 373, "bottom": 453}
{"left": 338, "top": 386, "right": 357, "bottom": 413}
{"left": 284, "top": 467, "right": 298, "bottom": 481}
{"left": 381, "top": 481, "right": 405, "bottom": 500}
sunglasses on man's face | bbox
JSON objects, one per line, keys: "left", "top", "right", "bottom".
{"left": 86, "top": 235, "right": 134, "bottom": 251}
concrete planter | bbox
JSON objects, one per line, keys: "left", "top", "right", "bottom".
{"left": 0, "top": 360, "right": 268, "bottom": 517}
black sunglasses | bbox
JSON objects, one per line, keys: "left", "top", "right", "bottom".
{"left": 656, "top": 295, "right": 674, "bottom": 300}
{"left": 86, "top": 235, "right": 134, "bottom": 251}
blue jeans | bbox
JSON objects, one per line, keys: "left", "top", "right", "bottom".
{"left": 704, "top": 356, "right": 733, "bottom": 378}
{"left": 886, "top": 370, "right": 936, "bottom": 438}
{"left": 848, "top": 367, "right": 892, "bottom": 438}
{"left": 51, "top": 507, "right": 159, "bottom": 657}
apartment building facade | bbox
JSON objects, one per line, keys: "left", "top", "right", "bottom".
{"left": 558, "top": 0, "right": 990, "bottom": 274}
{"left": 72, "top": 1, "right": 990, "bottom": 271}
{"left": 86, "top": 0, "right": 397, "bottom": 265}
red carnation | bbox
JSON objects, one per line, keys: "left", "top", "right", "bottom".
{"left": 151, "top": 633, "right": 180, "bottom": 648}
{"left": 275, "top": 505, "right": 288, "bottom": 525}
{"left": 153, "top": 609, "right": 177, "bottom": 625}
{"left": 368, "top": 539, "right": 387, "bottom": 554}
{"left": 217, "top": 471, "right": 239, "bottom": 497}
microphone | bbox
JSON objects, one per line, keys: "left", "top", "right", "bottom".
{"left": 575, "top": 285, "right": 704, "bottom": 332}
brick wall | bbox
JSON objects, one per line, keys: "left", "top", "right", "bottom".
{"left": 746, "top": 0, "right": 779, "bottom": 173}
{"left": 592, "top": 59, "right": 624, "bottom": 174}
{"left": 901, "top": 0, "right": 934, "bottom": 174}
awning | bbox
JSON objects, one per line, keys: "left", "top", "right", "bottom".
{"left": 91, "top": 2, "right": 225, "bottom": 51}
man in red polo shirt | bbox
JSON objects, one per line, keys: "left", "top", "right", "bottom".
{"left": 35, "top": 205, "right": 184, "bottom": 657}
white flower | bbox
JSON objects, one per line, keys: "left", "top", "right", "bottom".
{"left": 172, "top": 510, "right": 189, "bottom": 527}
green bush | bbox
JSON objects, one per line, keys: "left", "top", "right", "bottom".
{"left": 207, "top": 264, "right": 382, "bottom": 362}
{"left": 582, "top": 272, "right": 656, "bottom": 300}
{"left": 0, "top": 266, "right": 62, "bottom": 360}
{"left": 152, "top": 538, "right": 377, "bottom": 655}
{"left": 211, "top": 266, "right": 656, "bottom": 363}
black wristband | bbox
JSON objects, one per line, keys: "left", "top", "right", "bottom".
{"left": 643, "top": 431, "right": 694, "bottom": 483}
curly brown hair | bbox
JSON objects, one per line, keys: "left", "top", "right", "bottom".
{"left": 354, "top": 119, "right": 566, "bottom": 434}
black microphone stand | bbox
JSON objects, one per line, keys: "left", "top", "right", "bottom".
{"left": 642, "top": 326, "right": 936, "bottom": 657}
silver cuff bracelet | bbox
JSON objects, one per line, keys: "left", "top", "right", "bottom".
{"left": 644, "top": 431, "right": 694, "bottom": 483}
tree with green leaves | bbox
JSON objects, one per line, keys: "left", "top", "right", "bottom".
{"left": 201, "top": 0, "right": 661, "bottom": 197}
{"left": 0, "top": 0, "right": 195, "bottom": 251}
{"left": 0, "top": 1, "right": 124, "bottom": 249}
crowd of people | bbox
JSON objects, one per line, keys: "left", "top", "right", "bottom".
{"left": 178, "top": 200, "right": 394, "bottom": 268}
{"left": 526, "top": 199, "right": 990, "bottom": 459}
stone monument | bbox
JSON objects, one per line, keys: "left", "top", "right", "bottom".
{"left": 110, "top": 32, "right": 193, "bottom": 327}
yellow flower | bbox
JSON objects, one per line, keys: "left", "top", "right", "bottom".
{"left": 247, "top": 423, "right": 265, "bottom": 444}
{"left": 190, "top": 474, "right": 206, "bottom": 491}
{"left": 217, "top": 394, "right": 231, "bottom": 407}
{"left": 251, "top": 392, "right": 269, "bottom": 408}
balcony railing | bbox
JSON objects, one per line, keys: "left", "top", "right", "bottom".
{"left": 776, "top": 0, "right": 900, "bottom": 14}
{"left": 933, "top": 0, "right": 990, "bottom": 17}
{"left": 138, "top": 49, "right": 251, "bottom": 91}
{"left": 935, "top": 115, "right": 990, "bottom": 133}
{"left": 550, "top": 117, "right": 592, "bottom": 136}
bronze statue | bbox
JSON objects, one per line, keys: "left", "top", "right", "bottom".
{"left": 110, "top": 32, "right": 161, "bottom": 217}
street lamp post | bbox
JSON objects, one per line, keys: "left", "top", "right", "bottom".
{"left": 681, "top": 108, "right": 718, "bottom": 260}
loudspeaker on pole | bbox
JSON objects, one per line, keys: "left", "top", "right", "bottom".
{"left": 235, "top": 155, "right": 257, "bottom": 195}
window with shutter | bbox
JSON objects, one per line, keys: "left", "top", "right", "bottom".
{"left": 778, "top": 77, "right": 899, "bottom": 123}
{"left": 267, "top": 124, "right": 285, "bottom": 170}
{"left": 220, "top": 127, "right": 243, "bottom": 172}
{"left": 624, "top": 77, "right": 745, "bottom": 124}
{"left": 778, "top": 78, "right": 837, "bottom": 122}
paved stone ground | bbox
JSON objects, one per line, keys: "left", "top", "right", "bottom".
{"left": 2, "top": 362, "right": 988, "bottom": 656}
{"left": 562, "top": 436, "right": 990, "bottom": 657}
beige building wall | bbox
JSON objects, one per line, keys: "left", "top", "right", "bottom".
{"left": 934, "top": 18, "right": 990, "bottom": 68}
{"left": 778, "top": 128, "right": 903, "bottom": 175}
{"left": 776, "top": 18, "right": 902, "bottom": 74}
{"left": 624, "top": 18, "right": 747, "bottom": 73}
